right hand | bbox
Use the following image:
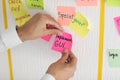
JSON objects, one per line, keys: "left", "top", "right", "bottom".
{"left": 17, "top": 13, "right": 63, "bottom": 41}
{"left": 47, "top": 50, "right": 77, "bottom": 80}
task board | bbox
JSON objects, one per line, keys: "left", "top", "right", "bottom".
{"left": 0, "top": 0, "right": 120, "bottom": 80}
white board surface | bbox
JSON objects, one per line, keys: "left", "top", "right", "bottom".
{"left": 0, "top": 0, "right": 120, "bottom": 80}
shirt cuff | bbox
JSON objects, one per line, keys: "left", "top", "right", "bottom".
{"left": 40, "top": 73, "right": 55, "bottom": 80}
{"left": 0, "top": 27, "right": 22, "bottom": 49}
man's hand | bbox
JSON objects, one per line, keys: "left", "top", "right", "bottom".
{"left": 47, "top": 50, "right": 77, "bottom": 80}
{"left": 17, "top": 13, "right": 63, "bottom": 41}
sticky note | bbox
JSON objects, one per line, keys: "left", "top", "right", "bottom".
{"left": 8, "top": 0, "right": 22, "bottom": 14}
{"left": 14, "top": 11, "right": 31, "bottom": 27}
{"left": 57, "top": 6, "right": 76, "bottom": 26}
{"left": 41, "top": 35, "right": 52, "bottom": 41}
{"left": 107, "top": 49, "right": 120, "bottom": 67}
{"left": 8, "top": 0, "right": 31, "bottom": 26}
{"left": 114, "top": 16, "right": 120, "bottom": 35}
{"left": 107, "top": 0, "right": 120, "bottom": 6}
{"left": 41, "top": 25, "right": 56, "bottom": 41}
{"left": 52, "top": 32, "right": 72, "bottom": 53}
{"left": 26, "top": 0, "right": 44, "bottom": 10}
{"left": 69, "top": 12, "right": 90, "bottom": 38}
{"left": 77, "top": 0, "right": 98, "bottom": 6}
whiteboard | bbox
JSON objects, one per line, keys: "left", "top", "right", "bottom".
{"left": 0, "top": 0, "right": 120, "bottom": 80}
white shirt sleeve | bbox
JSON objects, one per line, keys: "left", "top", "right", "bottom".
{"left": 0, "top": 27, "right": 54, "bottom": 80}
{"left": 0, "top": 26, "right": 22, "bottom": 52}
{"left": 40, "top": 74, "right": 55, "bottom": 80}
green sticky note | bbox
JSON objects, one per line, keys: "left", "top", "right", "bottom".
{"left": 107, "top": 0, "right": 120, "bottom": 6}
{"left": 108, "top": 49, "right": 120, "bottom": 67}
{"left": 26, "top": 0, "right": 44, "bottom": 10}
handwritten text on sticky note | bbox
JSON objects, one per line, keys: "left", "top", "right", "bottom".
{"left": 107, "top": 0, "right": 120, "bottom": 6}
{"left": 57, "top": 6, "right": 76, "bottom": 26}
{"left": 52, "top": 32, "right": 72, "bottom": 53}
{"left": 107, "top": 49, "right": 120, "bottom": 67}
{"left": 69, "top": 12, "right": 90, "bottom": 38}
{"left": 77, "top": 0, "right": 98, "bottom": 6}
{"left": 15, "top": 13, "right": 31, "bottom": 27}
{"left": 114, "top": 16, "right": 120, "bottom": 35}
{"left": 8, "top": 0, "right": 22, "bottom": 14}
{"left": 26, "top": 0, "right": 44, "bottom": 10}
{"left": 8, "top": 0, "right": 31, "bottom": 26}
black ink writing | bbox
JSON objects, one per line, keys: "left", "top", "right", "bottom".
{"left": 56, "top": 35, "right": 72, "bottom": 42}
{"left": 58, "top": 12, "right": 74, "bottom": 20}
{"left": 31, "top": 4, "right": 44, "bottom": 9}
{"left": 109, "top": 51, "right": 118, "bottom": 59}
{"left": 55, "top": 40, "right": 65, "bottom": 48}
{"left": 72, "top": 18, "right": 85, "bottom": 26}
{"left": 16, "top": 14, "right": 30, "bottom": 21}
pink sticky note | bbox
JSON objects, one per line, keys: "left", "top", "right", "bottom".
{"left": 114, "top": 16, "right": 120, "bottom": 35}
{"left": 41, "top": 35, "right": 52, "bottom": 41}
{"left": 77, "top": 0, "right": 98, "bottom": 6}
{"left": 52, "top": 32, "right": 72, "bottom": 53}
{"left": 41, "top": 25, "right": 54, "bottom": 41}
{"left": 57, "top": 6, "right": 76, "bottom": 26}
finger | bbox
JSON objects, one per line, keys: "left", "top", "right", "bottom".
{"left": 58, "top": 49, "right": 69, "bottom": 63}
{"left": 46, "top": 16, "right": 64, "bottom": 31}
{"left": 45, "top": 29, "right": 62, "bottom": 35}
{"left": 65, "top": 56, "right": 71, "bottom": 63}
{"left": 48, "top": 21, "right": 63, "bottom": 31}
{"left": 46, "top": 24, "right": 60, "bottom": 30}
{"left": 36, "top": 13, "right": 63, "bottom": 31}
{"left": 69, "top": 52, "right": 77, "bottom": 66}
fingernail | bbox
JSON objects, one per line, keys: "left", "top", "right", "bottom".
{"left": 64, "top": 49, "right": 68, "bottom": 53}
{"left": 58, "top": 31, "right": 63, "bottom": 35}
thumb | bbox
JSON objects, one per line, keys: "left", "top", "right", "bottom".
{"left": 46, "top": 29, "right": 62, "bottom": 35}
{"left": 58, "top": 49, "right": 69, "bottom": 63}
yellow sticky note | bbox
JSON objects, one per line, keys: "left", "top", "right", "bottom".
{"left": 8, "top": 0, "right": 31, "bottom": 26}
{"left": 8, "top": 0, "right": 22, "bottom": 14}
{"left": 69, "top": 12, "right": 90, "bottom": 38}
{"left": 14, "top": 12, "right": 31, "bottom": 27}
{"left": 13, "top": 6, "right": 31, "bottom": 26}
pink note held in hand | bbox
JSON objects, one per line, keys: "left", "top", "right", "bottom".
{"left": 114, "top": 16, "right": 120, "bottom": 35}
{"left": 41, "top": 25, "right": 54, "bottom": 41}
{"left": 41, "top": 35, "right": 52, "bottom": 41}
{"left": 52, "top": 32, "right": 72, "bottom": 53}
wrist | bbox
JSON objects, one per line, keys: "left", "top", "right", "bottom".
{"left": 41, "top": 73, "right": 56, "bottom": 80}
{"left": 47, "top": 72, "right": 58, "bottom": 80}
{"left": 16, "top": 26, "right": 26, "bottom": 42}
